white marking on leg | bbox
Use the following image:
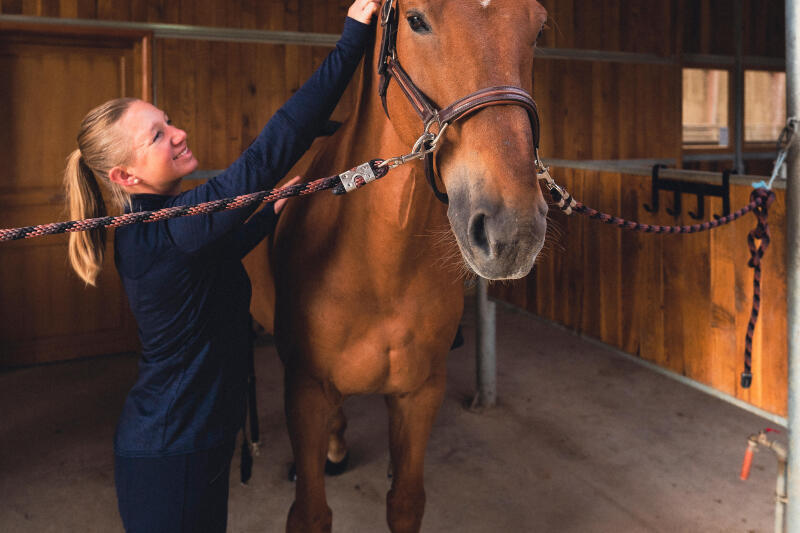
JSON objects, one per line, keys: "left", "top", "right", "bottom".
{"left": 480, "top": 0, "right": 492, "bottom": 7}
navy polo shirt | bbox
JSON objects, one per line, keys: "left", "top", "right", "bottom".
{"left": 113, "top": 17, "right": 371, "bottom": 457}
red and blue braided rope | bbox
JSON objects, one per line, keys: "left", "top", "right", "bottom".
{"left": 549, "top": 185, "right": 776, "bottom": 389}
{"left": 0, "top": 160, "right": 387, "bottom": 242}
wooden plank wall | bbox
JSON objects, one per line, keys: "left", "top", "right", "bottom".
{"left": 534, "top": 60, "right": 681, "bottom": 162}
{"left": 533, "top": 0, "right": 682, "bottom": 162}
{"left": 682, "top": 0, "right": 785, "bottom": 57}
{"left": 538, "top": 0, "right": 677, "bottom": 56}
{"left": 0, "top": 1, "right": 352, "bottom": 32}
{"left": 0, "top": 28, "right": 150, "bottom": 366}
{"left": 0, "top": 0, "right": 356, "bottom": 173}
{"left": 492, "top": 168, "right": 787, "bottom": 416}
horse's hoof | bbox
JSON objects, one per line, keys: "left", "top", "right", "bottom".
{"left": 325, "top": 452, "right": 349, "bottom": 476}
{"left": 287, "top": 453, "right": 350, "bottom": 483}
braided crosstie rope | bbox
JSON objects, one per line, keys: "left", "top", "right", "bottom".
{"left": 544, "top": 173, "right": 774, "bottom": 235}
{"left": 543, "top": 173, "right": 777, "bottom": 389}
{"left": 0, "top": 160, "right": 388, "bottom": 242}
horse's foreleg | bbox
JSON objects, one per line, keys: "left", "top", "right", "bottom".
{"left": 284, "top": 370, "right": 340, "bottom": 533}
{"left": 384, "top": 368, "right": 447, "bottom": 533}
{"left": 327, "top": 406, "right": 348, "bottom": 464}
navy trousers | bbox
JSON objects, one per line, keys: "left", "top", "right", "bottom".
{"left": 114, "top": 438, "right": 236, "bottom": 533}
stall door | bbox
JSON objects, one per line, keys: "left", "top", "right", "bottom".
{"left": 0, "top": 27, "right": 150, "bottom": 366}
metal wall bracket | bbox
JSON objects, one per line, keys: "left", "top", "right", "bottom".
{"left": 643, "top": 164, "right": 731, "bottom": 220}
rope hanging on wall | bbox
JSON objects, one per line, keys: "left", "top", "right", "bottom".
{"left": 540, "top": 166, "right": 776, "bottom": 390}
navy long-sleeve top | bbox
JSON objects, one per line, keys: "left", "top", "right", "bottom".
{"left": 112, "top": 17, "right": 371, "bottom": 457}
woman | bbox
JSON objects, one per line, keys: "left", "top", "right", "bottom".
{"left": 62, "top": 2, "right": 380, "bottom": 531}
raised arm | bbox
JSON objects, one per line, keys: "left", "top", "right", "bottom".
{"left": 166, "top": 13, "right": 375, "bottom": 253}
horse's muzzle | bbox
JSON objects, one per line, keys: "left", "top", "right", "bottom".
{"left": 449, "top": 189, "right": 547, "bottom": 280}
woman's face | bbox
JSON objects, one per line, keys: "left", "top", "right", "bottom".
{"left": 118, "top": 100, "right": 198, "bottom": 195}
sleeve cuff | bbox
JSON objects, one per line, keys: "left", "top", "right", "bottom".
{"left": 340, "top": 16, "right": 374, "bottom": 49}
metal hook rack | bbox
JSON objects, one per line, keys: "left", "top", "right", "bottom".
{"left": 643, "top": 164, "right": 731, "bottom": 220}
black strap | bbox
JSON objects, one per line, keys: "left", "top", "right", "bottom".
{"left": 378, "top": 0, "right": 398, "bottom": 116}
{"left": 240, "top": 315, "right": 260, "bottom": 484}
{"left": 425, "top": 153, "right": 449, "bottom": 204}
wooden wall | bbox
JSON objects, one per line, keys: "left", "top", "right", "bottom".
{"left": 534, "top": 60, "right": 681, "bottom": 162}
{"left": 538, "top": 0, "right": 677, "bottom": 56}
{"left": 532, "top": 0, "right": 681, "bottom": 162}
{"left": 492, "top": 168, "right": 787, "bottom": 416}
{"left": 0, "top": 1, "right": 356, "bottom": 174}
{"left": 682, "top": 0, "right": 785, "bottom": 57}
{"left": 0, "top": 1, "right": 352, "bottom": 32}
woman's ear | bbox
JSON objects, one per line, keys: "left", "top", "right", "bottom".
{"left": 109, "top": 166, "right": 140, "bottom": 187}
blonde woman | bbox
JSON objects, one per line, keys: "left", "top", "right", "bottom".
{"left": 63, "top": 2, "right": 380, "bottom": 531}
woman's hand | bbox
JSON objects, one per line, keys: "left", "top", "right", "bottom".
{"left": 347, "top": 0, "right": 380, "bottom": 24}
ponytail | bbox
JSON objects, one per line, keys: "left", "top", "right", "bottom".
{"left": 64, "top": 149, "right": 107, "bottom": 286}
{"left": 63, "top": 97, "right": 137, "bottom": 286}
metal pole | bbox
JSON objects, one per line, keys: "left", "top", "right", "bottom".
{"left": 474, "top": 277, "right": 497, "bottom": 408}
{"left": 785, "top": 1, "right": 800, "bottom": 531}
{"left": 734, "top": 0, "right": 745, "bottom": 175}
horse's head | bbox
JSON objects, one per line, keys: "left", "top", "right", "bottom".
{"left": 379, "top": 0, "right": 549, "bottom": 280}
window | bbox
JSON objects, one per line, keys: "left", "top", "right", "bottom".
{"left": 745, "top": 70, "right": 785, "bottom": 143}
{"left": 682, "top": 68, "right": 729, "bottom": 146}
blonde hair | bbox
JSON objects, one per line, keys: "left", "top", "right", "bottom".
{"left": 64, "top": 97, "right": 137, "bottom": 286}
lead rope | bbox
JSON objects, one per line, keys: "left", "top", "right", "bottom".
{"left": 742, "top": 196, "right": 774, "bottom": 387}
{"left": 0, "top": 160, "right": 389, "bottom": 242}
{"left": 538, "top": 165, "right": 776, "bottom": 389}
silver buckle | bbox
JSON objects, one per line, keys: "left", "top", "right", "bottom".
{"left": 339, "top": 162, "right": 377, "bottom": 193}
{"left": 381, "top": 0, "right": 395, "bottom": 25}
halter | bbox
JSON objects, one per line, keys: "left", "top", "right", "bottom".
{"left": 377, "top": 0, "right": 543, "bottom": 204}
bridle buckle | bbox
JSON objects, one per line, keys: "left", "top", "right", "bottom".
{"left": 381, "top": 0, "right": 395, "bottom": 26}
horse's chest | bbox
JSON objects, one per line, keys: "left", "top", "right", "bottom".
{"left": 329, "top": 328, "right": 445, "bottom": 395}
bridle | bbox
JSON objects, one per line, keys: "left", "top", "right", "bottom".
{"left": 376, "top": 0, "right": 543, "bottom": 204}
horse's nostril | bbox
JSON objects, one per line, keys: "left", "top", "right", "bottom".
{"left": 468, "top": 213, "right": 490, "bottom": 256}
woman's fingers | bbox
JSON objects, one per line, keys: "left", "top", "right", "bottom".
{"left": 347, "top": 0, "right": 381, "bottom": 24}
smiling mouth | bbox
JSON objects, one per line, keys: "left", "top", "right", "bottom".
{"left": 173, "top": 147, "right": 190, "bottom": 160}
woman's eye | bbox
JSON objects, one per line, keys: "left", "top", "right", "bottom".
{"left": 407, "top": 14, "right": 430, "bottom": 33}
{"left": 153, "top": 131, "right": 162, "bottom": 143}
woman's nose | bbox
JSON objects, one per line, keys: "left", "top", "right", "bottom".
{"left": 170, "top": 126, "right": 187, "bottom": 144}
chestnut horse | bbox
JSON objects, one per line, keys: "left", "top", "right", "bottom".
{"left": 256, "top": 1, "right": 549, "bottom": 531}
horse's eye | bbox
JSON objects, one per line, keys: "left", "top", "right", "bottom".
{"left": 536, "top": 29, "right": 543, "bottom": 43}
{"left": 407, "top": 14, "right": 431, "bottom": 33}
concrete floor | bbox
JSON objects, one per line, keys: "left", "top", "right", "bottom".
{"left": 0, "top": 298, "right": 785, "bottom": 533}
